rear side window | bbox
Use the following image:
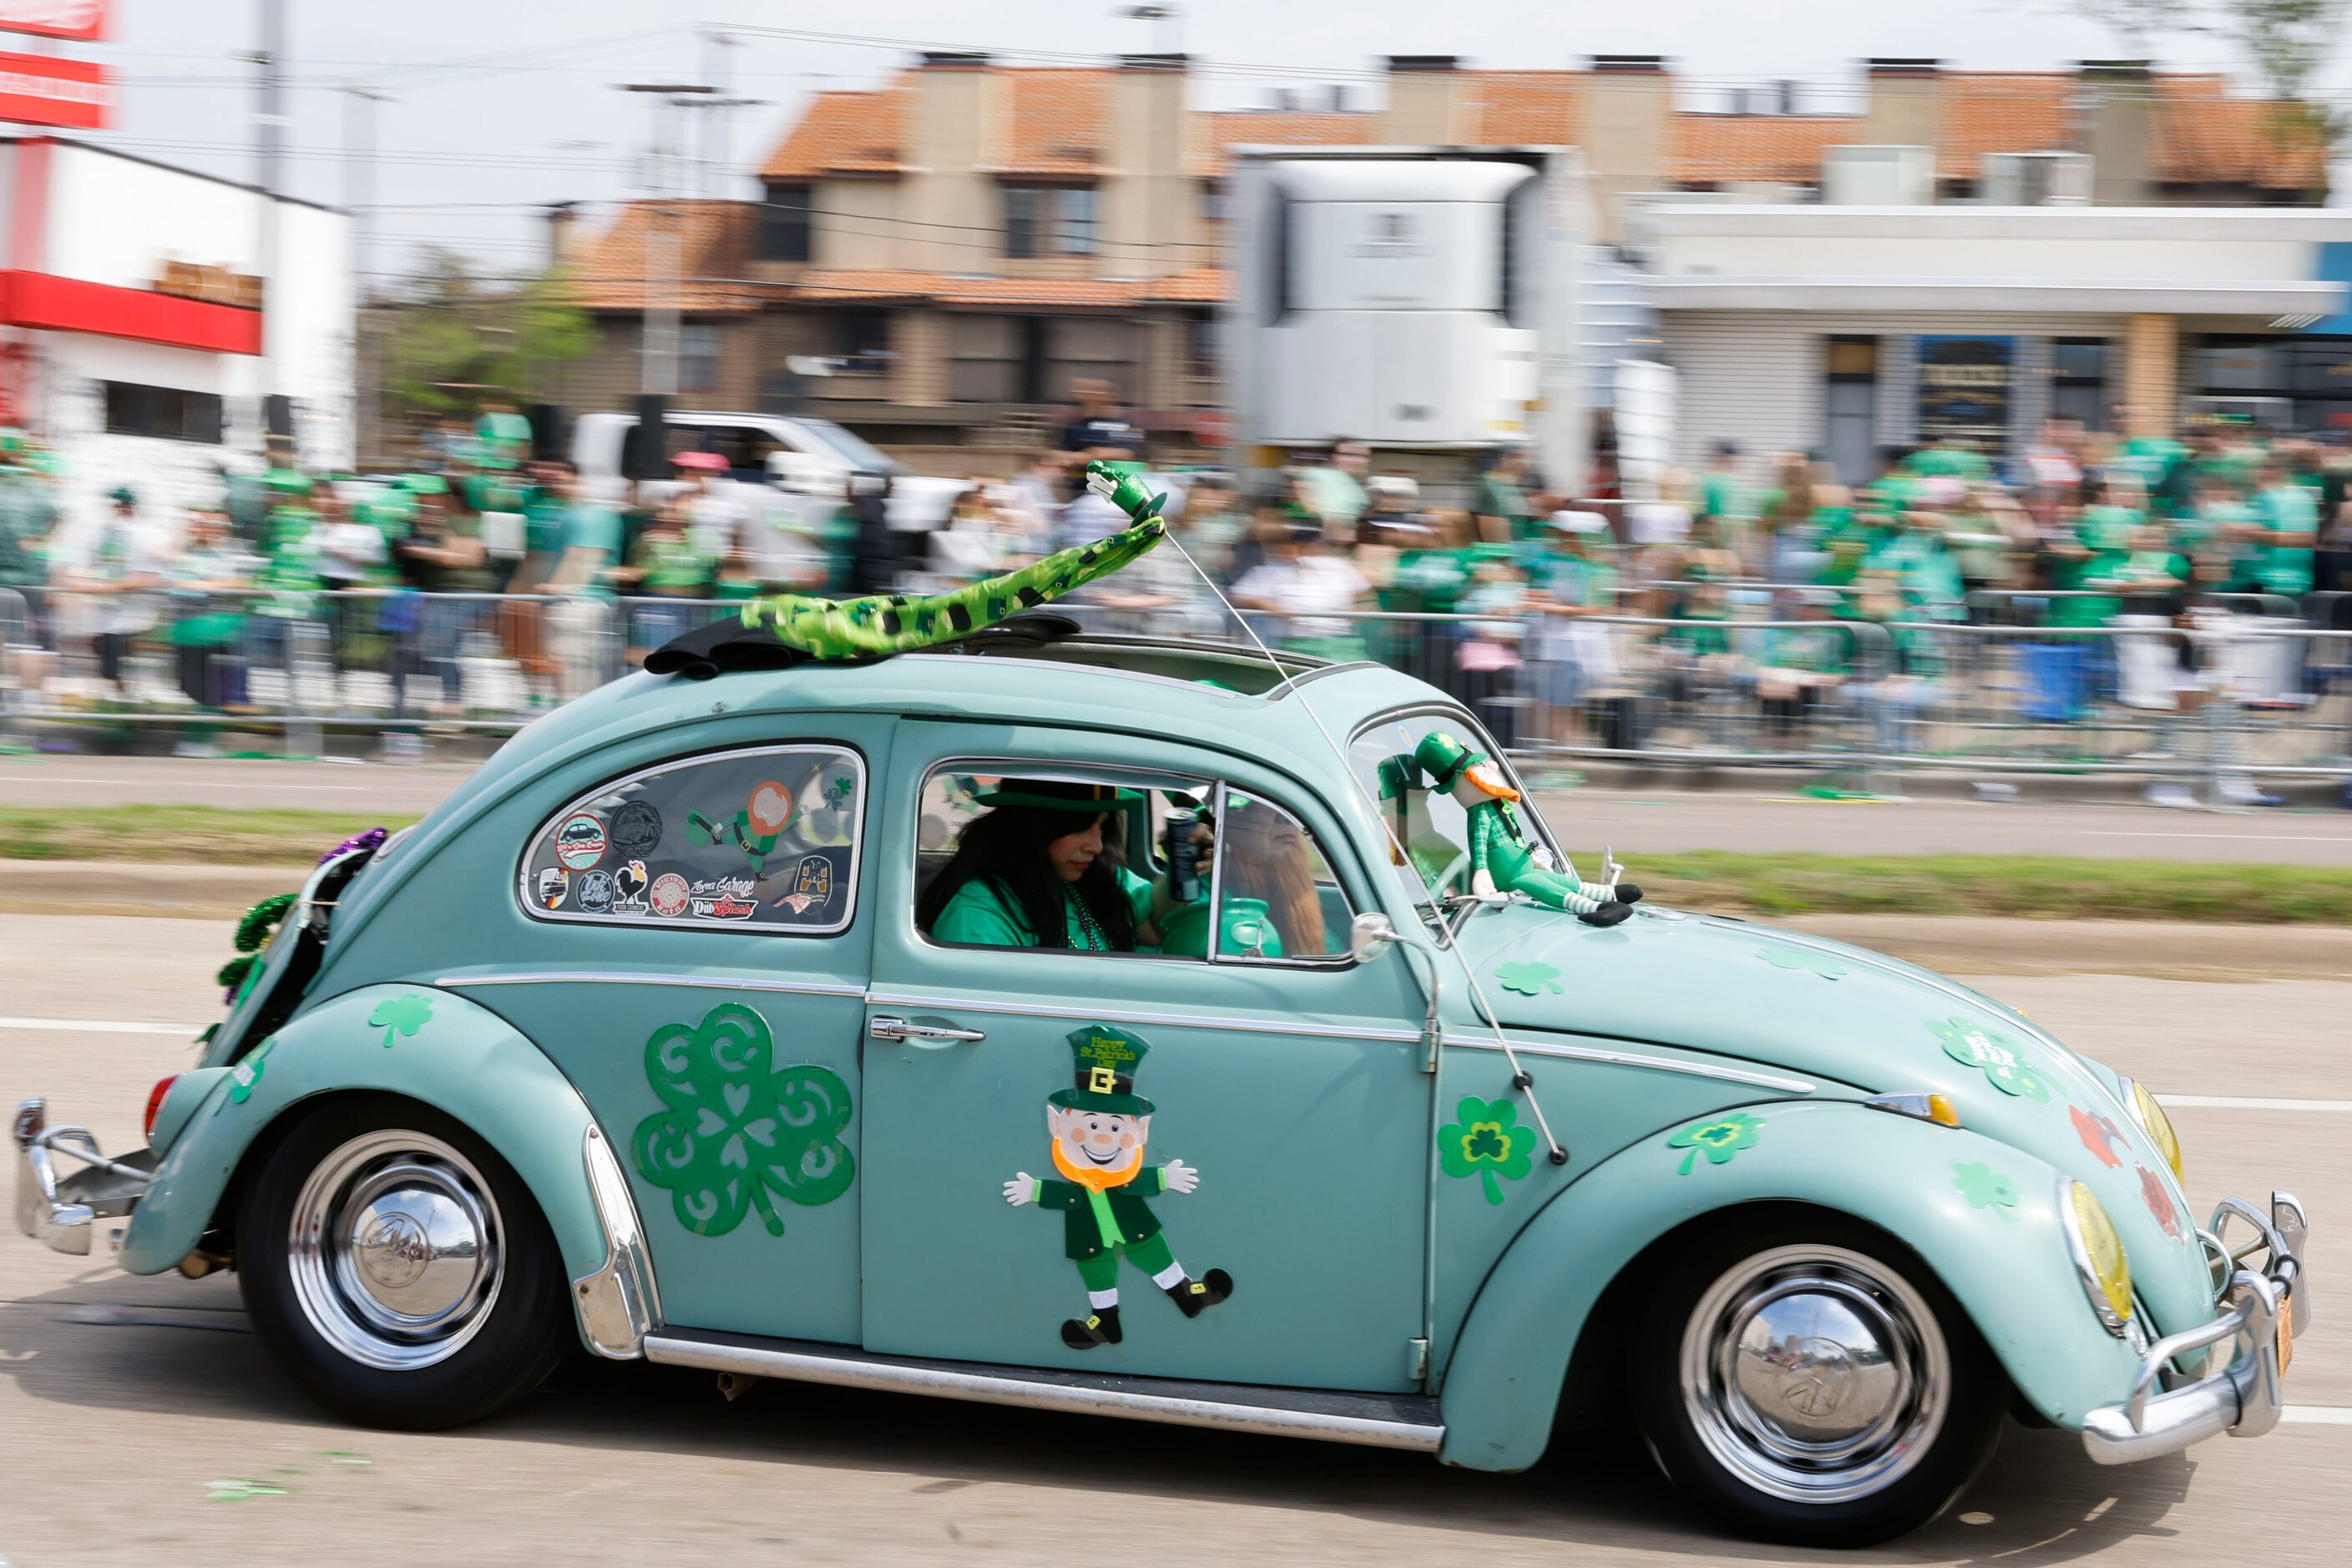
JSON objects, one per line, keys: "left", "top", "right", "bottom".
{"left": 519, "top": 743, "right": 865, "bottom": 935}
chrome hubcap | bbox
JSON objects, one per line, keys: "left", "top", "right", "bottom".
{"left": 289, "top": 1130, "right": 503, "bottom": 1370}
{"left": 1680, "top": 1244, "right": 1949, "bottom": 1504}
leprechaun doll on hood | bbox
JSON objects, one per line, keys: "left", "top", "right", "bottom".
{"left": 1414, "top": 731, "right": 1641, "bottom": 927}
{"left": 1003, "top": 1025, "right": 1232, "bottom": 1350}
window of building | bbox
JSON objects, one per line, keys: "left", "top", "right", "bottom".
{"left": 832, "top": 309, "right": 894, "bottom": 374}
{"left": 760, "top": 183, "right": 812, "bottom": 263}
{"left": 1186, "top": 310, "right": 1218, "bottom": 382}
{"left": 2051, "top": 337, "right": 2108, "bottom": 429}
{"left": 1199, "top": 179, "right": 1227, "bottom": 225}
{"left": 1004, "top": 185, "right": 1098, "bottom": 258}
{"left": 677, "top": 323, "right": 721, "bottom": 392}
{"left": 519, "top": 744, "right": 866, "bottom": 934}
{"left": 101, "top": 382, "right": 224, "bottom": 444}
{"left": 1822, "top": 336, "right": 1878, "bottom": 487}
{"left": 914, "top": 765, "right": 1354, "bottom": 963}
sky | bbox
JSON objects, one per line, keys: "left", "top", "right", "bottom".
{"left": 28, "top": 0, "right": 2352, "bottom": 284}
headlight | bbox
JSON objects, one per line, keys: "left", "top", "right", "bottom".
{"left": 2061, "top": 1178, "right": 2133, "bottom": 1335}
{"left": 2122, "top": 1078, "right": 2184, "bottom": 1184}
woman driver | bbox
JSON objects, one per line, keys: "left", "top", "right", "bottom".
{"left": 918, "top": 780, "right": 1159, "bottom": 950}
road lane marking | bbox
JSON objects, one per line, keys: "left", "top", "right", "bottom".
{"left": 2162, "top": 1095, "right": 2352, "bottom": 1113}
{"left": 0, "top": 1016, "right": 202, "bottom": 1036}
{"left": 2081, "top": 831, "right": 2352, "bottom": 844}
{"left": 2285, "top": 1408, "right": 2352, "bottom": 1425}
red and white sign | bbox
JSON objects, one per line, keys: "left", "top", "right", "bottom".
{"left": 0, "top": 3, "right": 106, "bottom": 43}
{"left": 0, "top": 50, "right": 109, "bottom": 129}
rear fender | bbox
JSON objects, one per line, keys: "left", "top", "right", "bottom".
{"left": 1436, "top": 1100, "right": 2143, "bottom": 1471}
{"left": 119, "top": 986, "right": 655, "bottom": 1357}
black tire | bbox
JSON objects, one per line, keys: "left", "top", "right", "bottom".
{"left": 1630, "top": 1215, "right": 2004, "bottom": 1548}
{"left": 237, "top": 1093, "right": 570, "bottom": 1429}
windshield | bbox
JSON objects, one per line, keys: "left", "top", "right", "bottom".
{"left": 785, "top": 417, "right": 903, "bottom": 477}
{"left": 1348, "top": 709, "right": 1565, "bottom": 914}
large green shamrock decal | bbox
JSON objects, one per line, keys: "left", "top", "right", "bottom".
{"left": 367, "top": 994, "right": 432, "bottom": 1050}
{"left": 1495, "top": 959, "right": 1564, "bottom": 997}
{"left": 1438, "top": 1095, "right": 1535, "bottom": 1205}
{"left": 1952, "top": 1161, "right": 2018, "bottom": 1222}
{"left": 630, "top": 1002, "right": 856, "bottom": 1237}
{"left": 1669, "top": 1111, "right": 1763, "bottom": 1175}
{"left": 212, "top": 1038, "right": 276, "bottom": 1116}
{"left": 1758, "top": 945, "right": 1846, "bottom": 980}
{"left": 1930, "top": 1017, "right": 2050, "bottom": 1100}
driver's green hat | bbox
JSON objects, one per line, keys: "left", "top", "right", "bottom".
{"left": 975, "top": 778, "right": 1142, "bottom": 812}
{"left": 1376, "top": 753, "right": 1421, "bottom": 801}
{"left": 1049, "top": 1023, "right": 1155, "bottom": 1115}
{"left": 1413, "top": 731, "right": 1487, "bottom": 792}
{"left": 264, "top": 467, "right": 313, "bottom": 494}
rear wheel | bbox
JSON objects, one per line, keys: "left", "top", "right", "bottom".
{"left": 1631, "top": 1220, "right": 2003, "bottom": 1547}
{"left": 238, "top": 1095, "right": 569, "bottom": 1429}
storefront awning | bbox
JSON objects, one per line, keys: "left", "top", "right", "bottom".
{"left": 1647, "top": 276, "right": 2346, "bottom": 317}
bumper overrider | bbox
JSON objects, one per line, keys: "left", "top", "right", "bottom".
{"left": 2081, "top": 1192, "right": 2310, "bottom": 1464}
{"left": 12, "top": 1098, "right": 156, "bottom": 1257}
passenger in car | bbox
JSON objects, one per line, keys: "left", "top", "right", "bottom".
{"left": 918, "top": 780, "right": 1159, "bottom": 951}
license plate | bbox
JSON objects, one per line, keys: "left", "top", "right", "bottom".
{"left": 2278, "top": 1295, "right": 2295, "bottom": 1373}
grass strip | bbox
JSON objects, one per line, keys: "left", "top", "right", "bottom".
{"left": 0, "top": 807, "right": 422, "bottom": 867}
{"left": 1, "top": 808, "right": 2348, "bottom": 923}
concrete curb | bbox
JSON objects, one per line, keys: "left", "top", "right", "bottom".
{"left": 4, "top": 861, "right": 2343, "bottom": 979}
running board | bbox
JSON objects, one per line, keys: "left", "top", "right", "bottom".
{"left": 643, "top": 1328, "right": 1445, "bottom": 1453}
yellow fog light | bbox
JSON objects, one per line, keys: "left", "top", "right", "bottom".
{"left": 2064, "top": 1179, "right": 2133, "bottom": 1335}
{"left": 2128, "top": 1080, "right": 2184, "bottom": 1184}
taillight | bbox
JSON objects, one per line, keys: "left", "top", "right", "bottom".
{"left": 144, "top": 1075, "right": 180, "bottom": 1141}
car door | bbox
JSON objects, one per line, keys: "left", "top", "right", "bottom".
{"left": 858, "top": 720, "right": 1433, "bottom": 1392}
{"left": 469, "top": 718, "right": 890, "bottom": 1346}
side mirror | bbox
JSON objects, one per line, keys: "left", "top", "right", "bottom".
{"left": 1348, "top": 912, "right": 1399, "bottom": 963}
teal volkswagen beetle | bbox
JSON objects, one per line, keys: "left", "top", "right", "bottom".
{"left": 13, "top": 624, "right": 2309, "bottom": 1546}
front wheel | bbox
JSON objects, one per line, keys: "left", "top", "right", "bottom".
{"left": 238, "top": 1095, "right": 570, "bottom": 1429}
{"left": 1631, "top": 1221, "right": 2003, "bottom": 1547}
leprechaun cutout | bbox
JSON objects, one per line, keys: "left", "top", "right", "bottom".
{"left": 1415, "top": 731, "right": 1641, "bottom": 927}
{"left": 1003, "top": 1025, "right": 1232, "bottom": 1349}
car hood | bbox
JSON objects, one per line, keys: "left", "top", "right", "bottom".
{"left": 1454, "top": 902, "right": 2213, "bottom": 1324}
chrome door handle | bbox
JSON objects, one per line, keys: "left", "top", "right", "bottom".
{"left": 868, "top": 1015, "right": 987, "bottom": 1044}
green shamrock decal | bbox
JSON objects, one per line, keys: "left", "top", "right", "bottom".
{"left": 1952, "top": 1161, "right": 2019, "bottom": 1222}
{"left": 1495, "top": 959, "right": 1564, "bottom": 997}
{"left": 1930, "top": 1016, "right": 2050, "bottom": 1100}
{"left": 631, "top": 1002, "right": 856, "bottom": 1237}
{"left": 1668, "top": 1111, "right": 1763, "bottom": 1174}
{"left": 1438, "top": 1095, "right": 1535, "bottom": 1205}
{"left": 367, "top": 993, "right": 433, "bottom": 1050}
{"left": 1758, "top": 945, "right": 1845, "bottom": 980}
{"left": 213, "top": 1039, "right": 276, "bottom": 1115}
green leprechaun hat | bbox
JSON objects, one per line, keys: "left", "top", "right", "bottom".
{"left": 1413, "top": 731, "right": 1485, "bottom": 792}
{"left": 975, "top": 778, "right": 1143, "bottom": 811}
{"left": 1050, "top": 1024, "right": 1155, "bottom": 1115}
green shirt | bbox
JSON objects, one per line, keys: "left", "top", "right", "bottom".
{"left": 633, "top": 531, "right": 714, "bottom": 593}
{"left": 930, "top": 867, "right": 1154, "bottom": 949}
{"left": 2250, "top": 483, "right": 2316, "bottom": 597}
{"left": 2051, "top": 503, "right": 2137, "bottom": 627}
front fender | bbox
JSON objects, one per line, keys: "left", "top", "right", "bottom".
{"left": 119, "top": 986, "right": 640, "bottom": 1348}
{"left": 1436, "top": 1100, "right": 2144, "bottom": 1472}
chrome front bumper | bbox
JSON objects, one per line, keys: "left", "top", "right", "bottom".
{"left": 2081, "top": 1191, "right": 2309, "bottom": 1464}
{"left": 11, "top": 1098, "right": 154, "bottom": 1257}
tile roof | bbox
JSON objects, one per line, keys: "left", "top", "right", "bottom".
{"left": 1666, "top": 114, "right": 1859, "bottom": 183}
{"left": 2150, "top": 75, "right": 2329, "bottom": 187}
{"left": 786, "top": 268, "right": 1232, "bottom": 308}
{"left": 565, "top": 200, "right": 766, "bottom": 313}
{"left": 1189, "top": 109, "right": 1376, "bottom": 175}
{"left": 760, "top": 88, "right": 908, "bottom": 180}
{"left": 1937, "top": 72, "right": 2078, "bottom": 179}
{"left": 1462, "top": 71, "right": 1583, "bottom": 145}
{"left": 995, "top": 69, "right": 1114, "bottom": 176}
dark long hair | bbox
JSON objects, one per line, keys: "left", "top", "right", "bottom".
{"left": 917, "top": 806, "right": 1138, "bottom": 950}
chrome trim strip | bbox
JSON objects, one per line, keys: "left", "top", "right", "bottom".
{"left": 1441, "top": 1034, "right": 1816, "bottom": 1094}
{"left": 642, "top": 1333, "right": 1445, "bottom": 1453}
{"left": 438, "top": 971, "right": 868, "bottom": 1002}
{"left": 572, "top": 1125, "right": 662, "bottom": 1360}
{"left": 865, "top": 989, "right": 1422, "bottom": 1045}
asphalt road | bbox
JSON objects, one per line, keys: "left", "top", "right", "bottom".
{"left": 6, "top": 754, "right": 2352, "bottom": 864}
{"left": 3, "top": 915, "right": 2348, "bottom": 1567}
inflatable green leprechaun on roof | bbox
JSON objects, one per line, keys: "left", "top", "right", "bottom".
{"left": 1001, "top": 1025, "right": 1232, "bottom": 1350}
{"left": 1415, "top": 731, "right": 1642, "bottom": 927}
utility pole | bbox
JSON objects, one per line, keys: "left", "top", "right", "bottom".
{"left": 616, "top": 83, "right": 715, "bottom": 404}
{"left": 253, "top": 0, "right": 291, "bottom": 460}
{"left": 342, "top": 86, "right": 395, "bottom": 463}
{"left": 699, "top": 29, "right": 746, "bottom": 197}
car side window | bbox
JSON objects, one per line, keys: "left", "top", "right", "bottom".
{"left": 519, "top": 743, "right": 864, "bottom": 933}
{"left": 1208, "top": 789, "right": 1354, "bottom": 964}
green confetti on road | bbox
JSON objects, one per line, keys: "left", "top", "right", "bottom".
{"left": 323, "top": 1451, "right": 372, "bottom": 1465}
{"left": 205, "top": 1479, "right": 291, "bottom": 1501}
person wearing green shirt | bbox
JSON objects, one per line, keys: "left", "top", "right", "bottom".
{"left": 2243, "top": 461, "right": 2318, "bottom": 599}
{"left": 613, "top": 501, "right": 715, "bottom": 658}
{"left": 1697, "top": 440, "right": 1760, "bottom": 563}
{"left": 1470, "top": 446, "right": 1537, "bottom": 545}
{"left": 918, "top": 779, "right": 1162, "bottom": 951}
{"left": 2048, "top": 478, "right": 2140, "bottom": 629}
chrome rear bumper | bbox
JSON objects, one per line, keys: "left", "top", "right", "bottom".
{"left": 11, "top": 1098, "right": 154, "bottom": 1257}
{"left": 2081, "top": 1191, "right": 2309, "bottom": 1464}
